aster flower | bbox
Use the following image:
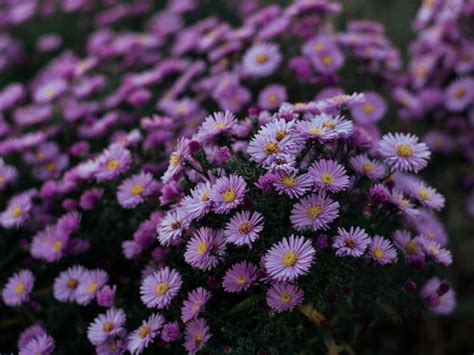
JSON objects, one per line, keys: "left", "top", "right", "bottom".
{"left": 421, "top": 277, "right": 456, "bottom": 314}
{"left": 264, "top": 235, "right": 315, "bottom": 281}
{"left": 2, "top": 270, "right": 35, "bottom": 307}
{"left": 296, "top": 118, "right": 338, "bottom": 141}
{"left": 19, "top": 333, "right": 55, "bottom": 355}
{"left": 242, "top": 42, "right": 281, "bottom": 77}
{"left": 407, "top": 181, "right": 445, "bottom": 210}
{"left": 419, "top": 236, "right": 452, "bottom": 266}
{"left": 224, "top": 210, "right": 264, "bottom": 246}
{"left": 316, "top": 93, "right": 365, "bottom": 113}
{"left": 312, "top": 114, "right": 353, "bottom": 138}
{"left": 161, "top": 321, "right": 181, "bottom": 343}
{"left": 184, "top": 318, "right": 211, "bottom": 355}
{"left": 413, "top": 209, "right": 448, "bottom": 246}
{"left": 379, "top": 133, "right": 430, "bottom": 172}
{"left": 181, "top": 287, "right": 211, "bottom": 322}
{"left": 0, "top": 158, "right": 17, "bottom": 190}
{"left": 333, "top": 226, "right": 370, "bottom": 257}
{"left": 369, "top": 236, "right": 397, "bottom": 264}
{"left": 30, "top": 225, "right": 69, "bottom": 262}
{"left": 87, "top": 308, "right": 127, "bottom": 346}
{"left": 76, "top": 269, "right": 109, "bottom": 305}
{"left": 140, "top": 267, "right": 182, "bottom": 309}
{"left": 389, "top": 190, "right": 420, "bottom": 219}
{"left": 18, "top": 324, "right": 46, "bottom": 349}
{"left": 95, "top": 335, "right": 128, "bottom": 355}
{"left": 162, "top": 137, "right": 191, "bottom": 183}
{"left": 196, "top": 111, "right": 237, "bottom": 143}
{"left": 308, "top": 159, "right": 350, "bottom": 193}
{"left": 349, "top": 154, "right": 386, "bottom": 180}
{"left": 351, "top": 91, "right": 387, "bottom": 125}
{"left": 222, "top": 261, "right": 258, "bottom": 293}
{"left": 274, "top": 171, "right": 313, "bottom": 198}
{"left": 393, "top": 230, "right": 425, "bottom": 259}
{"left": 184, "top": 227, "right": 226, "bottom": 270}
{"left": 94, "top": 145, "right": 132, "bottom": 181}
{"left": 266, "top": 283, "right": 304, "bottom": 313}
{"left": 117, "top": 172, "right": 159, "bottom": 208}
{"left": 33, "top": 78, "right": 67, "bottom": 103}
{"left": 127, "top": 313, "right": 165, "bottom": 354}
{"left": 290, "top": 192, "right": 340, "bottom": 231}
{"left": 1, "top": 190, "right": 35, "bottom": 229}
{"left": 157, "top": 209, "right": 189, "bottom": 246}
{"left": 53, "top": 265, "right": 87, "bottom": 303}
{"left": 444, "top": 77, "right": 474, "bottom": 112}
{"left": 209, "top": 174, "right": 247, "bottom": 214}
{"left": 180, "top": 181, "right": 213, "bottom": 221}
{"left": 258, "top": 84, "right": 287, "bottom": 110}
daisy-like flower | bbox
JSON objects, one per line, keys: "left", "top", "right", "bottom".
{"left": 181, "top": 287, "right": 211, "bottom": 322}
{"left": 407, "top": 181, "right": 445, "bottom": 210}
{"left": 421, "top": 277, "right": 456, "bottom": 315}
{"left": 419, "top": 236, "right": 452, "bottom": 266}
{"left": 349, "top": 154, "right": 386, "bottom": 180}
{"left": 30, "top": 225, "right": 69, "bottom": 263}
{"left": 264, "top": 235, "right": 315, "bottom": 281}
{"left": 94, "top": 145, "right": 132, "bottom": 181}
{"left": 258, "top": 84, "right": 287, "bottom": 110}
{"left": 266, "top": 283, "right": 304, "bottom": 313}
{"left": 222, "top": 261, "right": 258, "bottom": 293}
{"left": 290, "top": 192, "right": 340, "bottom": 231}
{"left": 184, "top": 318, "right": 211, "bottom": 355}
{"left": 303, "top": 37, "right": 344, "bottom": 74}
{"left": 0, "top": 83, "right": 24, "bottom": 112}
{"left": 351, "top": 91, "right": 387, "bottom": 125}
{"left": 242, "top": 42, "right": 282, "bottom": 77}
{"left": 413, "top": 209, "right": 448, "bottom": 246}
{"left": 117, "top": 172, "right": 159, "bottom": 209}
{"left": 308, "top": 159, "right": 350, "bottom": 193}
{"left": 312, "top": 114, "right": 353, "bottom": 138}
{"left": 209, "top": 174, "right": 247, "bottom": 214}
{"left": 18, "top": 324, "right": 46, "bottom": 349}
{"left": 0, "top": 158, "right": 17, "bottom": 190}
{"left": 247, "top": 132, "right": 297, "bottom": 167}
{"left": 444, "top": 77, "right": 474, "bottom": 112}
{"left": 33, "top": 78, "right": 67, "bottom": 103}
{"left": 127, "top": 313, "right": 165, "bottom": 354}
{"left": 333, "top": 226, "right": 370, "bottom": 257}
{"left": 1, "top": 190, "right": 35, "bottom": 229}
{"left": 184, "top": 227, "right": 226, "bottom": 270}
{"left": 296, "top": 118, "right": 338, "bottom": 141}
{"left": 95, "top": 335, "right": 128, "bottom": 355}
{"left": 316, "top": 92, "right": 365, "bottom": 113}
{"left": 53, "top": 265, "right": 87, "bottom": 303}
{"left": 140, "top": 267, "right": 183, "bottom": 309}
{"left": 162, "top": 137, "right": 190, "bottom": 183}
{"left": 2, "top": 270, "right": 35, "bottom": 307}
{"left": 76, "top": 269, "right": 109, "bottom": 305}
{"left": 389, "top": 190, "right": 420, "bottom": 219}
{"left": 87, "top": 308, "right": 127, "bottom": 346}
{"left": 274, "top": 171, "right": 312, "bottom": 198}
{"left": 224, "top": 210, "right": 264, "bottom": 246}
{"left": 379, "top": 133, "right": 430, "bottom": 172}
{"left": 393, "top": 230, "right": 424, "bottom": 259}
{"left": 196, "top": 111, "right": 237, "bottom": 143}
{"left": 157, "top": 209, "right": 189, "bottom": 246}
{"left": 19, "top": 333, "right": 55, "bottom": 355}
{"left": 181, "top": 181, "right": 213, "bottom": 221}
{"left": 369, "top": 236, "right": 397, "bottom": 264}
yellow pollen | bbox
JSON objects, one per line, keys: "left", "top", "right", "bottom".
{"left": 176, "top": 105, "right": 186, "bottom": 114}
{"left": 280, "top": 292, "right": 292, "bottom": 304}
{"left": 191, "top": 303, "right": 201, "bottom": 311}
{"left": 102, "top": 321, "right": 113, "bottom": 332}
{"left": 275, "top": 130, "right": 287, "bottom": 141}
{"left": 362, "top": 163, "right": 373, "bottom": 174}
{"left": 309, "top": 127, "right": 324, "bottom": 136}
{"left": 362, "top": 103, "right": 375, "bottom": 114}
{"left": 374, "top": 247, "right": 385, "bottom": 259}
{"left": 269, "top": 94, "right": 279, "bottom": 103}
{"left": 196, "top": 241, "right": 207, "bottom": 255}
{"left": 239, "top": 222, "right": 252, "bottom": 234}
{"left": 454, "top": 87, "right": 466, "bottom": 98}
{"left": 281, "top": 175, "right": 297, "bottom": 187}
{"left": 418, "top": 188, "right": 431, "bottom": 200}
{"left": 138, "top": 325, "right": 151, "bottom": 339}
{"left": 87, "top": 282, "right": 98, "bottom": 294}
{"left": 345, "top": 238, "right": 355, "bottom": 248}
{"left": 170, "top": 221, "right": 181, "bottom": 230}
{"left": 281, "top": 250, "right": 298, "bottom": 267}
{"left": 265, "top": 142, "right": 279, "bottom": 154}
{"left": 11, "top": 207, "right": 23, "bottom": 218}
{"left": 53, "top": 240, "right": 62, "bottom": 252}
{"left": 255, "top": 53, "right": 268, "bottom": 64}
{"left": 106, "top": 159, "right": 120, "bottom": 171}
{"left": 15, "top": 282, "right": 25, "bottom": 295}
{"left": 194, "top": 332, "right": 203, "bottom": 343}
{"left": 201, "top": 192, "right": 209, "bottom": 202}
{"left": 405, "top": 241, "right": 418, "bottom": 254}
{"left": 236, "top": 275, "right": 246, "bottom": 285}
{"left": 320, "top": 172, "right": 334, "bottom": 184}
{"left": 322, "top": 55, "right": 333, "bottom": 66}
{"left": 131, "top": 184, "right": 144, "bottom": 196}
{"left": 46, "top": 89, "right": 56, "bottom": 98}
{"left": 323, "top": 121, "right": 336, "bottom": 129}
{"left": 155, "top": 282, "right": 169, "bottom": 295}
{"left": 222, "top": 189, "right": 236, "bottom": 202}
{"left": 66, "top": 278, "right": 78, "bottom": 289}
{"left": 216, "top": 122, "right": 226, "bottom": 130}
{"left": 314, "top": 42, "right": 324, "bottom": 52}
{"left": 170, "top": 152, "right": 180, "bottom": 167}
{"left": 396, "top": 144, "right": 413, "bottom": 158}
{"left": 45, "top": 162, "right": 57, "bottom": 172}
{"left": 306, "top": 204, "right": 322, "bottom": 219}
{"left": 0, "top": 175, "right": 5, "bottom": 185}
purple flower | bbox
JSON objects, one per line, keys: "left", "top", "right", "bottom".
{"left": 274, "top": 171, "right": 313, "bottom": 198}
{"left": 33, "top": 78, "right": 67, "bottom": 104}
{"left": 350, "top": 154, "right": 386, "bottom": 180}
{"left": 157, "top": 209, "right": 189, "bottom": 246}
{"left": 181, "top": 287, "right": 211, "bottom": 322}
{"left": 79, "top": 187, "right": 104, "bottom": 210}
{"left": 96, "top": 285, "right": 117, "bottom": 308}
{"left": 0, "top": 158, "right": 17, "bottom": 190}
{"left": 308, "top": 159, "right": 350, "bottom": 193}
{"left": 184, "top": 318, "right": 211, "bottom": 355}
{"left": 184, "top": 227, "right": 226, "bottom": 270}
{"left": 224, "top": 210, "right": 264, "bottom": 246}
{"left": 117, "top": 172, "right": 159, "bottom": 208}
{"left": 333, "top": 226, "right": 370, "bottom": 257}
{"left": 369, "top": 236, "right": 397, "bottom": 264}
{"left": 180, "top": 181, "right": 213, "bottom": 221}
{"left": 379, "top": 133, "right": 430, "bottom": 172}
{"left": 2, "top": 269, "right": 35, "bottom": 307}
{"left": 76, "top": 269, "right": 109, "bottom": 305}
{"left": 444, "top": 77, "right": 474, "bottom": 112}
{"left": 265, "top": 235, "right": 316, "bottom": 281}
{"left": 242, "top": 42, "right": 281, "bottom": 77}
{"left": 162, "top": 138, "right": 190, "bottom": 183}
{"left": 421, "top": 277, "right": 456, "bottom": 314}
{"left": 161, "top": 322, "right": 181, "bottom": 343}
{"left": 140, "top": 267, "right": 182, "bottom": 309}
{"left": 266, "top": 283, "right": 304, "bottom": 313}
{"left": 94, "top": 145, "right": 132, "bottom": 181}
{"left": 222, "top": 261, "right": 258, "bottom": 293}
{"left": 407, "top": 181, "right": 445, "bottom": 210}
{"left": 419, "top": 236, "right": 452, "bottom": 266}
{"left": 258, "top": 84, "right": 287, "bottom": 110}
{"left": 196, "top": 111, "right": 237, "bottom": 143}
{"left": 209, "top": 174, "right": 247, "bottom": 214}
{"left": 19, "top": 333, "right": 55, "bottom": 355}
{"left": 18, "top": 324, "right": 46, "bottom": 349}
{"left": 53, "top": 265, "right": 87, "bottom": 303}
{"left": 1, "top": 190, "right": 35, "bottom": 229}
{"left": 290, "top": 192, "right": 340, "bottom": 231}
{"left": 127, "top": 313, "right": 165, "bottom": 354}
{"left": 87, "top": 308, "right": 127, "bottom": 346}
{"left": 351, "top": 91, "right": 387, "bottom": 125}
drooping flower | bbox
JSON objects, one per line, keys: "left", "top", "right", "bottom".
{"left": 264, "top": 235, "right": 316, "bottom": 281}
{"left": 87, "top": 308, "right": 127, "bottom": 346}
{"left": 140, "top": 267, "right": 183, "bottom": 309}
{"left": 116, "top": 172, "right": 159, "bottom": 208}
{"left": 181, "top": 287, "right": 211, "bottom": 322}
{"left": 266, "top": 283, "right": 304, "bottom": 313}
{"left": 184, "top": 318, "right": 211, "bottom": 355}
{"left": 308, "top": 159, "right": 350, "bottom": 193}
{"left": 379, "top": 133, "right": 430, "bottom": 172}
{"left": 2, "top": 270, "right": 35, "bottom": 307}
{"left": 224, "top": 211, "right": 264, "bottom": 246}
{"left": 222, "top": 261, "right": 258, "bottom": 293}
{"left": 290, "top": 192, "right": 340, "bottom": 231}
{"left": 369, "top": 236, "right": 397, "bottom": 264}
{"left": 209, "top": 174, "right": 247, "bottom": 214}
{"left": 127, "top": 313, "right": 165, "bottom": 354}
{"left": 333, "top": 226, "right": 370, "bottom": 257}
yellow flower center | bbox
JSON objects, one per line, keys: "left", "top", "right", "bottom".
{"left": 0, "top": 175, "right": 5, "bottom": 185}
{"left": 216, "top": 122, "right": 226, "bottom": 130}
{"left": 281, "top": 175, "right": 297, "bottom": 187}
{"left": 455, "top": 87, "right": 465, "bottom": 98}
{"left": 374, "top": 247, "right": 385, "bottom": 259}
{"left": 280, "top": 292, "right": 292, "bottom": 304}
{"left": 281, "top": 250, "right": 298, "bottom": 267}
{"left": 46, "top": 89, "right": 56, "bottom": 98}
{"left": 201, "top": 192, "right": 209, "bottom": 202}
{"left": 323, "top": 121, "right": 336, "bottom": 129}
{"left": 102, "top": 321, "right": 113, "bottom": 332}
{"left": 322, "top": 55, "right": 333, "bottom": 66}
{"left": 275, "top": 130, "right": 287, "bottom": 141}
{"left": 170, "top": 152, "right": 180, "bottom": 167}
{"left": 362, "top": 103, "right": 375, "bottom": 114}
{"left": 344, "top": 238, "right": 355, "bottom": 248}
{"left": 269, "top": 94, "right": 279, "bottom": 103}
{"left": 361, "top": 163, "right": 374, "bottom": 174}
{"left": 131, "top": 184, "right": 144, "bottom": 196}
{"left": 138, "top": 325, "right": 151, "bottom": 338}
{"left": 236, "top": 275, "right": 246, "bottom": 285}
{"left": 11, "top": 207, "right": 23, "bottom": 218}
{"left": 155, "top": 282, "right": 169, "bottom": 295}
{"left": 15, "top": 282, "right": 25, "bottom": 294}
{"left": 53, "top": 240, "right": 62, "bottom": 252}
{"left": 192, "top": 303, "right": 201, "bottom": 311}
{"left": 222, "top": 189, "right": 236, "bottom": 202}
{"left": 106, "top": 159, "right": 120, "bottom": 171}
{"left": 238, "top": 222, "right": 252, "bottom": 234}
{"left": 265, "top": 142, "right": 279, "bottom": 154}
{"left": 396, "top": 143, "right": 413, "bottom": 158}
{"left": 66, "top": 278, "right": 78, "bottom": 289}
{"left": 176, "top": 105, "right": 186, "bottom": 114}
{"left": 320, "top": 172, "right": 334, "bottom": 184}
{"left": 314, "top": 42, "right": 324, "bottom": 52}
{"left": 306, "top": 204, "right": 322, "bottom": 219}
{"left": 45, "top": 162, "right": 57, "bottom": 172}
{"left": 194, "top": 332, "right": 203, "bottom": 343}
{"left": 309, "top": 127, "right": 324, "bottom": 136}
{"left": 255, "top": 53, "right": 268, "bottom": 64}
{"left": 196, "top": 241, "right": 207, "bottom": 255}
{"left": 418, "top": 188, "right": 431, "bottom": 200}
{"left": 87, "top": 282, "right": 98, "bottom": 294}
